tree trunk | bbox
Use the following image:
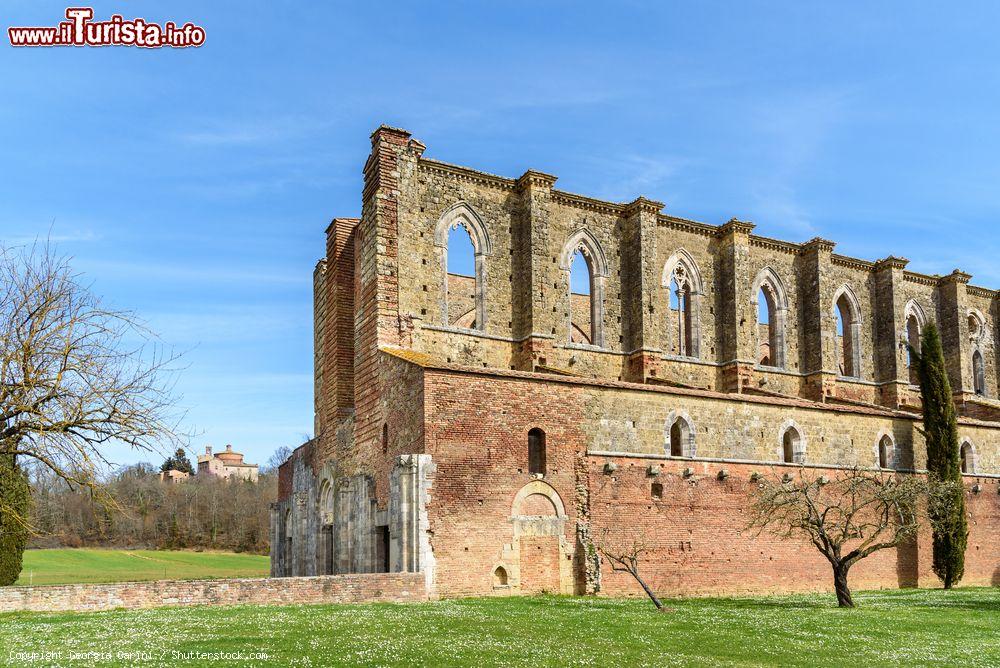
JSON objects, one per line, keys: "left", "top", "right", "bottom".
{"left": 629, "top": 568, "right": 665, "bottom": 611}
{"left": 833, "top": 563, "right": 854, "bottom": 608}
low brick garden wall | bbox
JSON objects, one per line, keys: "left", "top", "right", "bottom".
{"left": 0, "top": 572, "right": 427, "bottom": 613}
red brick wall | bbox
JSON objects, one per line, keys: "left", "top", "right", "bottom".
{"left": 351, "top": 127, "right": 410, "bottom": 480}
{"left": 422, "top": 369, "right": 587, "bottom": 597}
{"left": 964, "top": 480, "right": 1000, "bottom": 586}
{"left": 419, "top": 368, "right": 1000, "bottom": 599}
{"left": 519, "top": 536, "right": 561, "bottom": 593}
{"left": 586, "top": 457, "right": 928, "bottom": 597}
{"left": 278, "top": 440, "right": 314, "bottom": 503}
{"left": 324, "top": 218, "right": 358, "bottom": 424}
{"left": 372, "top": 351, "right": 426, "bottom": 504}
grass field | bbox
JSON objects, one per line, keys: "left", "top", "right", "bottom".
{"left": 2, "top": 588, "right": 998, "bottom": 666}
{"left": 14, "top": 548, "right": 270, "bottom": 586}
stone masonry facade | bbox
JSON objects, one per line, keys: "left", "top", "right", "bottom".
{"left": 272, "top": 126, "right": 1000, "bottom": 599}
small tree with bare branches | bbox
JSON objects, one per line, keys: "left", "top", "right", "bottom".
{"left": 747, "top": 467, "right": 949, "bottom": 607}
{"left": 0, "top": 242, "right": 184, "bottom": 583}
{"left": 595, "top": 528, "right": 667, "bottom": 611}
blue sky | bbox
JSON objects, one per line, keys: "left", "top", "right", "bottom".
{"left": 4, "top": 1, "right": 1000, "bottom": 469}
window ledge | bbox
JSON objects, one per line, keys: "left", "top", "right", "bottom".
{"left": 563, "top": 342, "right": 609, "bottom": 353}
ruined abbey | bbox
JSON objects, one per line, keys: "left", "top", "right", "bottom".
{"left": 271, "top": 126, "right": 1000, "bottom": 597}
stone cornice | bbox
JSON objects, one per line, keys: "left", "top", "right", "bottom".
{"left": 831, "top": 254, "right": 875, "bottom": 272}
{"left": 659, "top": 215, "right": 718, "bottom": 237}
{"left": 968, "top": 285, "right": 997, "bottom": 299}
{"left": 874, "top": 255, "right": 910, "bottom": 272}
{"left": 417, "top": 158, "right": 515, "bottom": 190}
{"left": 550, "top": 190, "right": 624, "bottom": 215}
{"left": 938, "top": 269, "right": 972, "bottom": 286}
{"left": 802, "top": 236, "right": 837, "bottom": 254}
{"left": 749, "top": 234, "right": 799, "bottom": 255}
{"left": 623, "top": 196, "right": 665, "bottom": 216}
{"left": 904, "top": 270, "right": 939, "bottom": 286}
{"left": 515, "top": 169, "right": 558, "bottom": 190}
{"left": 720, "top": 217, "right": 756, "bottom": 237}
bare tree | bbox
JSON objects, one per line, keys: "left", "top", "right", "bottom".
{"left": 0, "top": 241, "right": 185, "bottom": 521}
{"left": 262, "top": 445, "right": 293, "bottom": 474}
{"left": 746, "top": 468, "right": 945, "bottom": 607}
{"left": 595, "top": 528, "right": 666, "bottom": 611}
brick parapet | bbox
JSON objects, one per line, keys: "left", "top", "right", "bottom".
{"left": 0, "top": 572, "right": 426, "bottom": 613}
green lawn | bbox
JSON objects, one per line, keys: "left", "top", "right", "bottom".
{"left": 15, "top": 548, "right": 269, "bottom": 586}
{"left": 2, "top": 588, "right": 998, "bottom": 666}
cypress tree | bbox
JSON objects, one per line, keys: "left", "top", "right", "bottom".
{"left": 914, "top": 323, "right": 967, "bottom": 588}
{"left": 0, "top": 452, "right": 30, "bottom": 586}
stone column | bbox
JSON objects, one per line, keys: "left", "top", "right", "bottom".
{"left": 937, "top": 270, "right": 974, "bottom": 398}
{"left": 717, "top": 219, "right": 756, "bottom": 393}
{"left": 621, "top": 197, "right": 665, "bottom": 382}
{"left": 873, "top": 256, "right": 910, "bottom": 408}
{"left": 389, "top": 455, "right": 436, "bottom": 592}
{"left": 799, "top": 237, "right": 837, "bottom": 401}
{"left": 512, "top": 170, "right": 559, "bottom": 371}
{"left": 269, "top": 503, "right": 281, "bottom": 577}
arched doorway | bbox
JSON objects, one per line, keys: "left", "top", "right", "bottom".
{"left": 511, "top": 481, "right": 568, "bottom": 594}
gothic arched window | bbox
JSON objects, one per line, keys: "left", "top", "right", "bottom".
{"left": 834, "top": 287, "right": 862, "bottom": 379}
{"left": 560, "top": 229, "right": 608, "bottom": 347}
{"left": 753, "top": 268, "right": 788, "bottom": 369}
{"left": 663, "top": 250, "right": 703, "bottom": 358}
{"left": 434, "top": 202, "right": 493, "bottom": 332}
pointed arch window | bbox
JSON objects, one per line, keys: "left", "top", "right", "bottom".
{"left": 666, "top": 413, "right": 694, "bottom": 457}
{"left": 960, "top": 440, "right": 976, "bottom": 474}
{"left": 752, "top": 268, "right": 788, "bottom": 369}
{"left": 973, "top": 349, "right": 986, "bottom": 396}
{"left": 834, "top": 287, "right": 862, "bottom": 379}
{"left": 904, "top": 302, "right": 924, "bottom": 386}
{"left": 663, "top": 251, "right": 703, "bottom": 358}
{"left": 569, "top": 250, "right": 593, "bottom": 344}
{"left": 434, "top": 202, "right": 493, "bottom": 332}
{"left": 560, "top": 229, "right": 608, "bottom": 347}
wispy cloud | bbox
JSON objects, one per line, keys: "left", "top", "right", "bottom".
{"left": 1, "top": 229, "right": 101, "bottom": 245}
{"left": 76, "top": 258, "right": 311, "bottom": 287}
{"left": 175, "top": 115, "right": 336, "bottom": 147}
{"left": 588, "top": 154, "right": 691, "bottom": 202}
{"left": 743, "top": 86, "right": 857, "bottom": 237}
{"left": 141, "top": 306, "right": 307, "bottom": 346}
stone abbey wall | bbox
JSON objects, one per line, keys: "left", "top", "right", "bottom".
{"left": 273, "top": 125, "right": 1000, "bottom": 600}
{"left": 389, "top": 133, "right": 999, "bottom": 410}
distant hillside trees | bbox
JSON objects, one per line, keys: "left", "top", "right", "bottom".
{"left": 28, "top": 464, "right": 276, "bottom": 554}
